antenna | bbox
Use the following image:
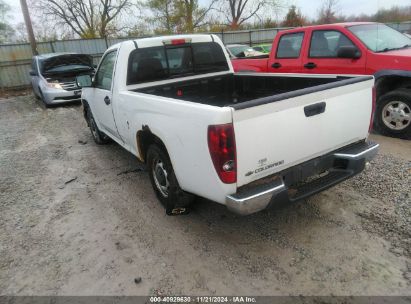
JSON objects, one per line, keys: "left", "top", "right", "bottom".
{"left": 376, "top": 0, "right": 380, "bottom": 51}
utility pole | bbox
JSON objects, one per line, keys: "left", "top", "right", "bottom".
{"left": 19, "top": 0, "right": 38, "bottom": 55}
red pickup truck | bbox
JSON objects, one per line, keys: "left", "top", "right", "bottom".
{"left": 231, "top": 22, "right": 411, "bottom": 139}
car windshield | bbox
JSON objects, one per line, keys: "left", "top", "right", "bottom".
{"left": 228, "top": 45, "right": 254, "bottom": 56}
{"left": 348, "top": 24, "right": 411, "bottom": 53}
{"left": 263, "top": 45, "right": 272, "bottom": 52}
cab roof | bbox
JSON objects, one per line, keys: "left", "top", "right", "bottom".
{"left": 106, "top": 34, "right": 217, "bottom": 52}
{"left": 282, "top": 22, "right": 379, "bottom": 33}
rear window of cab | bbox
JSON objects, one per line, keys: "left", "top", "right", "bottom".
{"left": 127, "top": 42, "right": 229, "bottom": 85}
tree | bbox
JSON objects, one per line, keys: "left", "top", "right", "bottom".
{"left": 218, "top": 0, "right": 281, "bottom": 30}
{"left": 282, "top": 5, "right": 306, "bottom": 27}
{"left": 174, "top": 0, "right": 217, "bottom": 32}
{"left": 145, "top": 0, "right": 216, "bottom": 33}
{"left": 145, "top": 0, "right": 177, "bottom": 33}
{"left": 0, "top": 0, "right": 15, "bottom": 43}
{"left": 374, "top": 6, "right": 411, "bottom": 23}
{"left": 30, "top": 0, "right": 132, "bottom": 38}
{"left": 260, "top": 18, "right": 278, "bottom": 29}
{"left": 126, "top": 21, "right": 152, "bottom": 37}
{"left": 316, "top": 0, "right": 339, "bottom": 24}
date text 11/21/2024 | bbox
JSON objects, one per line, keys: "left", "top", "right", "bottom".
{"left": 149, "top": 296, "right": 257, "bottom": 303}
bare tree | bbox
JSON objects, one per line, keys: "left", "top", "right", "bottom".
{"left": 317, "top": 0, "right": 340, "bottom": 24}
{"left": 0, "top": 0, "right": 15, "bottom": 43}
{"left": 30, "top": 0, "right": 132, "bottom": 38}
{"left": 218, "top": 0, "right": 281, "bottom": 30}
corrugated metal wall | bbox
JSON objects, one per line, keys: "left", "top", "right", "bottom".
{"left": 1, "top": 22, "right": 410, "bottom": 89}
{"left": 0, "top": 28, "right": 286, "bottom": 89}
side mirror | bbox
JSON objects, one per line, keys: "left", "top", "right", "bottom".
{"left": 337, "top": 46, "right": 361, "bottom": 59}
{"left": 29, "top": 70, "right": 37, "bottom": 76}
{"left": 93, "top": 64, "right": 97, "bottom": 69}
{"left": 76, "top": 75, "right": 93, "bottom": 88}
{"left": 236, "top": 51, "right": 246, "bottom": 58}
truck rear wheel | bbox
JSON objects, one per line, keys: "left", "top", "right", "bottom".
{"left": 146, "top": 144, "right": 194, "bottom": 215}
{"left": 375, "top": 90, "right": 411, "bottom": 139}
{"left": 86, "top": 108, "right": 110, "bottom": 144}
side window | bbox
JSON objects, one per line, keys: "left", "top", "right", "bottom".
{"left": 309, "top": 30, "right": 355, "bottom": 58}
{"left": 253, "top": 47, "right": 263, "bottom": 52}
{"left": 95, "top": 50, "right": 117, "bottom": 90}
{"left": 276, "top": 32, "right": 304, "bottom": 59}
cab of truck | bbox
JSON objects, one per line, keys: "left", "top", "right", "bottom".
{"left": 231, "top": 22, "right": 411, "bottom": 139}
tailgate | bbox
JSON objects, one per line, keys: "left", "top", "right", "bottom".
{"left": 232, "top": 77, "right": 374, "bottom": 187}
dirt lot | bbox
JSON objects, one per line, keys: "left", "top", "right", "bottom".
{"left": 0, "top": 95, "right": 410, "bottom": 296}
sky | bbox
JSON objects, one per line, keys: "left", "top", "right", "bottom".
{"left": 4, "top": 0, "right": 411, "bottom": 26}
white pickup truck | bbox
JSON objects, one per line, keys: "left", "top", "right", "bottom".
{"left": 77, "top": 34, "right": 379, "bottom": 216}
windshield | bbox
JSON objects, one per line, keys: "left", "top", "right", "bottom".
{"left": 348, "top": 24, "right": 411, "bottom": 53}
{"left": 227, "top": 45, "right": 255, "bottom": 56}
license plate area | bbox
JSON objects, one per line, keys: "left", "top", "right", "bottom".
{"left": 282, "top": 155, "right": 334, "bottom": 188}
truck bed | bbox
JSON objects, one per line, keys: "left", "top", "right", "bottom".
{"left": 134, "top": 72, "right": 374, "bottom": 188}
{"left": 133, "top": 73, "right": 369, "bottom": 108}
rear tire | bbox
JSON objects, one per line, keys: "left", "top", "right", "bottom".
{"left": 147, "top": 144, "right": 194, "bottom": 215}
{"left": 86, "top": 108, "right": 110, "bottom": 144}
{"left": 374, "top": 90, "right": 411, "bottom": 139}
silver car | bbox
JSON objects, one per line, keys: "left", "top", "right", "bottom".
{"left": 30, "top": 53, "right": 95, "bottom": 106}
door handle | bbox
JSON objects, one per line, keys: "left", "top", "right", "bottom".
{"left": 271, "top": 62, "right": 282, "bottom": 69}
{"left": 304, "top": 62, "right": 317, "bottom": 69}
{"left": 304, "top": 102, "right": 326, "bottom": 117}
{"left": 104, "top": 96, "right": 111, "bottom": 105}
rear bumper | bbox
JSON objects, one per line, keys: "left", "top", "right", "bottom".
{"left": 226, "top": 141, "right": 379, "bottom": 215}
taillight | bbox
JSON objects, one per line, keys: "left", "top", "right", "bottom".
{"left": 369, "top": 86, "right": 376, "bottom": 132}
{"left": 171, "top": 39, "right": 187, "bottom": 45}
{"left": 163, "top": 38, "right": 192, "bottom": 45}
{"left": 207, "top": 124, "right": 237, "bottom": 184}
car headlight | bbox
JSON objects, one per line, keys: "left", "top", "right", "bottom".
{"left": 47, "top": 82, "right": 63, "bottom": 89}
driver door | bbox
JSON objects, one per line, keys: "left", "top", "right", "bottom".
{"left": 302, "top": 29, "right": 366, "bottom": 74}
{"left": 92, "top": 50, "right": 121, "bottom": 140}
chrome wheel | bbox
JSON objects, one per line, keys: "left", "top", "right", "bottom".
{"left": 152, "top": 159, "right": 169, "bottom": 198}
{"left": 382, "top": 101, "right": 411, "bottom": 131}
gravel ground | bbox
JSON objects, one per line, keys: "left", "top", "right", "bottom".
{"left": 0, "top": 95, "right": 410, "bottom": 296}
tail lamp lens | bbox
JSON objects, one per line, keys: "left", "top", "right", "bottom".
{"left": 207, "top": 124, "right": 237, "bottom": 184}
